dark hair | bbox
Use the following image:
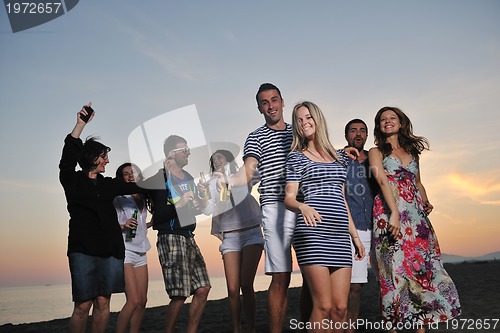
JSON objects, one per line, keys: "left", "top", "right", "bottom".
{"left": 209, "top": 150, "right": 238, "bottom": 174}
{"left": 163, "top": 135, "right": 187, "bottom": 158}
{"left": 256, "top": 83, "right": 282, "bottom": 105}
{"left": 114, "top": 162, "right": 151, "bottom": 212}
{"left": 78, "top": 136, "right": 110, "bottom": 171}
{"left": 115, "top": 162, "right": 144, "bottom": 181}
{"left": 344, "top": 118, "right": 368, "bottom": 136}
{"left": 373, "top": 106, "right": 429, "bottom": 159}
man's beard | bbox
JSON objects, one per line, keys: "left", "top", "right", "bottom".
{"left": 351, "top": 139, "right": 364, "bottom": 151}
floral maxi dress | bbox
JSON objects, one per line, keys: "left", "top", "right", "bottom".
{"left": 372, "top": 156, "right": 461, "bottom": 325}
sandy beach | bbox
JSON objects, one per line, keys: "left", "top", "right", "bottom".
{"left": 1, "top": 261, "right": 498, "bottom": 333}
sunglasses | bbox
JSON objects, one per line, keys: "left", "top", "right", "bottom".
{"left": 171, "top": 147, "right": 190, "bottom": 154}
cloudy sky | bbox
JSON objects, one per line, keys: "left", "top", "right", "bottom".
{"left": 1, "top": 0, "right": 499, "bottom": 286}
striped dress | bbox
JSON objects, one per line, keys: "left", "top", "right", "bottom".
{"left": 286, "top": 149, "right": 352, "bottom": 267}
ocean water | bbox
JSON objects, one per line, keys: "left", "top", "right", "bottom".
{"left": 0, "top": 273, "right": 303, "bottom": 325}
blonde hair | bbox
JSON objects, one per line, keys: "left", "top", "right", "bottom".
{"left": 291, "top": 101, "right": 338, "bottom": 161}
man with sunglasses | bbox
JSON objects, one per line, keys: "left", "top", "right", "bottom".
{"left": 143, "top": 134, "right": 211, "bottom": 333}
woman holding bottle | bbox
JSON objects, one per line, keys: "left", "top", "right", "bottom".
{"left": 113, "top": 163, "right": 152, "bottom": 333}
{"left": 201, "top": 149, "right": 264, "bottom": 333}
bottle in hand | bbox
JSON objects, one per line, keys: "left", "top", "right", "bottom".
{"left": 125, "top": 209, "right": 138, "bottom": 241}
{"left": 219, "top": 165, "right": 231, "bottom": 202}
{"left": 199, "top": 172, "right": 211, "bottom": 200}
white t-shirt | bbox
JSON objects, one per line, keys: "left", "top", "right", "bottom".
{"left": 113, "top": 195, "right": 151, "bottom": 253}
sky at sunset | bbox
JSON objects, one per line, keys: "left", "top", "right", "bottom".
{"left": 1, "top": 1, "right": 499, "bottom": 287}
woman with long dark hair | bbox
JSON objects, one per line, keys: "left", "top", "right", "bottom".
{"left": 114, "top": 163, "right": 152, "bottom": 333}
{"left": 369, "top": 106, "right": 461, "bottom": 332}
{"left": 201, "top": 149, "right": 264, "bottom": 333}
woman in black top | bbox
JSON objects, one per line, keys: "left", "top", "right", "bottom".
{"left": 59, "top": 104, "right": 140, "bottom": 333}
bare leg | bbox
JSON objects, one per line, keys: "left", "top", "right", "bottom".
{"left": 187, "top": 286, "right": 210, "bottom": 333}
{"left": 223, "top": 251, "right": 243, "bottom": 333}
{"left": 240, "top": 245, "right": 263, "bottom": 333}
{"left": 116, "top": 263, "right": 140, "bottom": 333}
{"left": 328, "top": 268, "right": 351, "bottom": 333}
{"left": 164, "top": 297, "right": 186, "bottom": 333}
{"left": 345, "top": 283, "right": 363, "bottom": 333}
{"left": 90, "top": 295, "right": 111, "bottom": 333}
{"left": 69, "top": 299, "right": 92, "bottom": 333}
{"left": 268, "top": 272, "right": 291, "bottom": 333}
{"left": 299, "top": 279, "right": 312, "bottom": 325}
{"left": 301, "top": 266, "right": 332, "bottom": 333}
{"left": 129, "top": 264, "right": 149, "bottom": 333}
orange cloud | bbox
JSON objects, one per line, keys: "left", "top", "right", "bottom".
{"left": 447, "top": 171, "right": 500, "bottom": 204}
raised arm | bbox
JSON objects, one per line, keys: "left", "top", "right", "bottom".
{"left": 59, "top": 103, "right": 94, "bottom": 185}
{"left": 70, "top": 103, "right": 94, "bottom": 139}
{"left": 368, "top": 148, "right": 400, "bottom": 238}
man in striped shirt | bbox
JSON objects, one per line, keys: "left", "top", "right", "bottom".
{"left": 231, "top": 83, "right": 296, "bottom": 333}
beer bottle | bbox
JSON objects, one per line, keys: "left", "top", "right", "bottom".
{"left": 126, "top": 209, "right": 138, "bottom": 241}
{"left": 220, "top": 165, "right": 231, "bottom": 202}
{"left": 200, "top": 172, "right": 211, "bottom": 200}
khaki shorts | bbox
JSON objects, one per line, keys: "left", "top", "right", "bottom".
{"left": 157, "top": 234, "right": 211, "bottom": 298}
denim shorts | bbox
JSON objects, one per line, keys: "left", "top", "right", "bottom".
{"left": 219, "top": 225, "right": 265, "bottom": 255}
{"left": 68, "top": 252, "right": 125, "bottom": 302}
{"left": 124, "top": 249, "right": 148, "bottom": 268}
{"left": 261, "top": 202, "right": 297, "bottom": 274}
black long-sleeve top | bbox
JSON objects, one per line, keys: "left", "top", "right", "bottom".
{"left": 145, "top": 169, "right": 198, "bottom": 237}
{"left": 59, "top": 134, "right": 140, "bottom": 259}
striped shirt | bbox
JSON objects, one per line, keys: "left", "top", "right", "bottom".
{"left": 243, "top": 123, "right": 293, "bottom": 206}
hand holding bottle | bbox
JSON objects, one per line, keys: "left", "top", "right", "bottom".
{"left": 125, "top": 209, "right": 138, "bottom": 241}
{"left": 198, "top": 172, "right": 211, "bottom": 200}
{"left": 219, "top": 164, "right": 231, "bottom": 202}
{"left": 177, "top": 191, "right": 195, "bottom": 208}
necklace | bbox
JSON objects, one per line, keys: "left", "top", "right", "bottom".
{"left": 306, "top": 148, "right": 327, "bottom": 161}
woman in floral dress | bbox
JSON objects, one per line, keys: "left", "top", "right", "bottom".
{"left": 369, "top": 106, "right": 461, "bottom": 332}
